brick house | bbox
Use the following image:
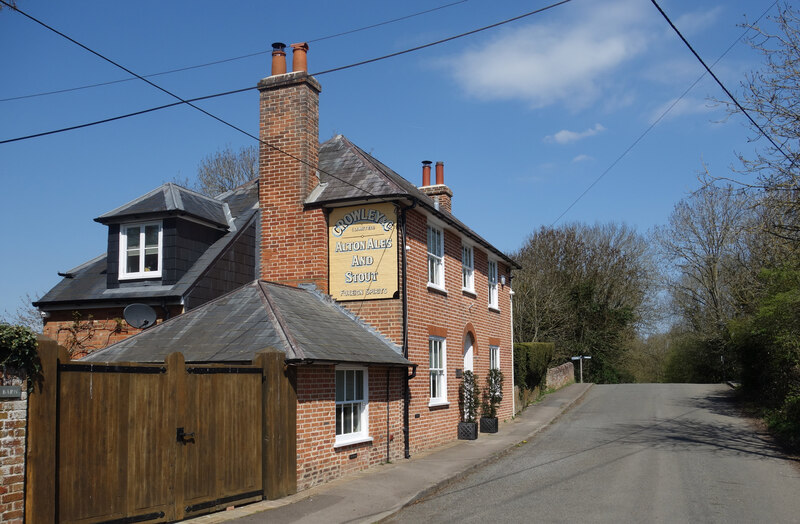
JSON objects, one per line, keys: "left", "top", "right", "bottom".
{"left": 36, "top": 42, "right": 519, "bottom": 492}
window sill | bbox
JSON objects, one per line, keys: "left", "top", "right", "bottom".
{"left": 462, "top": 288, "right": 476, "bottom": 298}
{"left": 119, "top": 273, "right": 162, "bottom": 281}
{"left": 427, "top": 284, "right": 448, "bottom": 296}
{"left": 488, "top": 306, "right": 500, "bottom": 313}
{"left": 428, "top": 399, "right": 450, "bottom": 408}
{"left": 334, "top": 435, "right": 373, "bottom": 449}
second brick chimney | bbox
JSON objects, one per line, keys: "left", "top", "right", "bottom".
{"left": 419, "top": 161, "right": 453, "bottom": 214}
{"left": 257, "top": 42, "right": 328, "bottom": 291}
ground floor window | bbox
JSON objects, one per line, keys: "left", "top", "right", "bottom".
{"left": 429, "top": 337, "right": 447, "bottom": 405}
{"left": 490, "top": 345, "right": 500, "bottom": 370}
{"left": 335, "top": 367, "right": 369, "bottom": 445}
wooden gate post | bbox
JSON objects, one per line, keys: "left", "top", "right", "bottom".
{"left": 256, "top": 348, "right": 297, "bottom": 500}
{"left": 25, "top": 336, "right": 68, "bottom": 523}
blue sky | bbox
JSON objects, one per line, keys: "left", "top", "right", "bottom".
{"left": 0, "top": 0, "right": 777, "bottom": 316}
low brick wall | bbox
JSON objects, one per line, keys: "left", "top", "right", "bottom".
{"left": 0, "top": 369, "right": 26, "bottom": 523}
{"left": 546, "top": 362, "right": 574, "bottom": 390}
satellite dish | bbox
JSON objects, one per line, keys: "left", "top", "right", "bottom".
{"left": 123, "top": 303, "right": 158, "bottom": 329}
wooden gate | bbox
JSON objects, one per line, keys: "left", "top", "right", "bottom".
{"left": 26, "top": 338, "right": 297, "bottom": 523}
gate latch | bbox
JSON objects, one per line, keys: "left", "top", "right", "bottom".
{"left": 176, "top": 427, "right": 195, "bottom": 444}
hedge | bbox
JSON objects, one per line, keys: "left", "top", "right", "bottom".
{"left": 514, "top": 342, "right": 554, "bottom": 391}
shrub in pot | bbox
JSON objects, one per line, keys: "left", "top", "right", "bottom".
{"left": 458, "top": 370, "right": 480, "bottom": 440}
{"left": 480, "top": 368, "right": 504, "bottom": 433}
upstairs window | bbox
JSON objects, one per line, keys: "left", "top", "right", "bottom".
{"left": 488, "top": 260, "right": 498, "bottom": 309}
{"left": 429, "top": 337, "right": 447, "bottom": 405}
{"left": 335, "top": 367, "right": 369, "bottom": 445}
{"left": 462, "top": 245, "right": 474, "bottom": 292}
{"left": 120, "top": 222, "right": 162, "bottom": 280}
{"left": 427, "top": 225, "right": 444, "bottom": 288}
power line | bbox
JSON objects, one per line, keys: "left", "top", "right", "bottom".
{"left": 0, "top": 0, "right": 467, "bottom": 103}
{"left": 550, "top": 0, "right": 778, "bottom": 226}
{"left": 1, "top": 0, "right": 574, "bottom": 146}
{"left": 649, "top": 0, "right": 793, "bottom": 166}
{"left": 0, "top": 0, "right": 380, "bottom": 198}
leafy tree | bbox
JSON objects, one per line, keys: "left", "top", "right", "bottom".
{"left": 512, "top": 222, "right": 656, "bottom": 383}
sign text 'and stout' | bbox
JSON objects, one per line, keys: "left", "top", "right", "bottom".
{"left": 329, "top": 203, "right": 398, "bottom": 301}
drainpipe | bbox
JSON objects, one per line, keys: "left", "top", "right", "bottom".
{"left": 401, "top": 199, "right": 417, "bottom": 459}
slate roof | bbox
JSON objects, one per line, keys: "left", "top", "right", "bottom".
{"left": 34, "top": 179, "right": 259, "bottom": 308}
{"left": 310, "top": 135, "right": 519, "bottom": 269}
{"left": 82, "top": 280, "right": 411, "bottom": 367}
{"left": 94, "top": 183, "right": 229, "bottom": 228}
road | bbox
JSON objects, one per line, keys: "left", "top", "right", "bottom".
{"left": 388, "top": 384, "right": 800, "bottom": 523}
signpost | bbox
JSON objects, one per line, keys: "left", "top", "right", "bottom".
{"left": 571, "top": 355, "right": 592, "bottom": 383}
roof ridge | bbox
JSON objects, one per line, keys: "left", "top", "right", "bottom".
{"left": 339, "top": 135, "right": 406, "bottom": 194}
{"left": 257, "top": 281, "right": 305, "bottom": 360}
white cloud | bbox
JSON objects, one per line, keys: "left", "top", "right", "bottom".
{"left": 674, "top": 7, "right": 724, "bottom": 36}
{"left": 649, "top": 97, "right": 716, "bottom": 124}
{"left": 572, "top": 154, "right": 593, "bottom": 163}
{"left": 444, "top": 0, "right": 653, "bottom": 110}
{"left": 545, "top": 124, "right": 606, "bottom": 145}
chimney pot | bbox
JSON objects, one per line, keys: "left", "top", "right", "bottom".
{"left": 435, "top": 161, "right": 444, "bottom": 185}
{"left": 422, "top": 160, "right": 432, "bottom": 187}
{"left": 291, "top": 42, "right": 310, "bottom": 72}
{"left": 271, "top": 42, "right": 287, "bottom": 76}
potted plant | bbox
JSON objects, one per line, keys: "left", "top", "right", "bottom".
{"left": 458, "top": 370, "right": 480, "bottom": 440}
{"left": 480, "top": 368, "right": 504, "bottom": 433}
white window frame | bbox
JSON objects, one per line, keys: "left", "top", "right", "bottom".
{"left": 488, "top": 260, "right": 499, "bottom": 310}
{"left": 119, "top": 221, "right": 163, "bottom": 280}
{"left": 462, "top": 244, "right": 474, "bottom": 293}
{"left": 427, "top": 225, "right": 445, "bottom": 290}
{"left": 429, "top": 337, "right": 448, "bottom": 406}
{"left": 334, "top": 366, "right": 371, "bottom": 447}
{"left": 490, "top": 345, "right": 500, "bottom": 370}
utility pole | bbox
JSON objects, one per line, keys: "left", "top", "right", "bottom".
{"left": 571, "top": 355, "right": 592, "bottom": 383}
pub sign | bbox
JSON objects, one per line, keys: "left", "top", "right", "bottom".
{"left": 329, "top": 203, "right": 398, "bottom": 301}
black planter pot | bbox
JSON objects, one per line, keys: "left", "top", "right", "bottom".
{"left": 457, "top": 421, "right": 478, "bottom": 440}
{"left": 480, "top": 417, "right": 499, "bottom": 433}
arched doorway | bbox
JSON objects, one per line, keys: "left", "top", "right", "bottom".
{"left": 463, "top": 332, "right": 474, "bottom": 373}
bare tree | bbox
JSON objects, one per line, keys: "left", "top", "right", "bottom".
{"left": 1, "top": 293, "right": 43, "bottom": 333}
{"left": 653, "top": 175, "right": 751, "bottom": 338}
{"left": 720, "top": 3, "right": 800, "bottom": 240}
{"left": 175, "top": 144, "right": 258, "bottom": 196}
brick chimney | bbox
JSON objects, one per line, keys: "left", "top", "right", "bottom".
{"left": 419, "top": 161, "right": 453, "bottom": 214}
{"left": 257, "top": 42, "right": 328, "bottom": 291}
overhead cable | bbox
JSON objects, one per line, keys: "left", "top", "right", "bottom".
{"left": 0, "top": 0, "right": 468, "bottom": 103}
{"left": 550, "top": 0, "right": 778, "bottom": 226}
{"left": 1, "top": 0, "right": 574, "bottom": 146}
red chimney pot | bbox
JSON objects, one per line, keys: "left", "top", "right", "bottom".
{"left": 271, "top": 42, "right": 287, "bottom": 76}
{"left": 435, "top": 161, "right": 444, "bottom": 185}
{"left": 422, "top": 161, "right": 432, "bottom": 187}
{"left": 291, "top": 42, "right": 309, "bottom": 72}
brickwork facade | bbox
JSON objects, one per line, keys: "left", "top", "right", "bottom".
{"left": 404, "top": 209, "right": 514, "bottom": 453}
{"left": 295, "top": 365, "right": 405, "bottom": 492}
{"left": 41, "top": 306, "right": 182, "bottom": 359}
{"left": 258, "top": 72, "right": 328, "bottom": 292}
{"left": 0, "top": 370, "right": 26, "bottom": 523}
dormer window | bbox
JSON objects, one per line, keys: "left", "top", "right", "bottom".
{"left": 120, "top": 222, "right": 162, "bottom": 279}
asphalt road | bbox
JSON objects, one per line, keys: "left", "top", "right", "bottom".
{"left": 388, "top": 384, "right": 800, "bottom": 523}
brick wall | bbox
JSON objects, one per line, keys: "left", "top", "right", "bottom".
{"left": 404, "top": 209, "right": 515, "bottom": 453}
{"left": 258, "top": 72, "right": 328, "bottom": 292}
{"left": 42, "top": 306, "right": 182, "bottom": 358}
{"left": 546, "top": 362, "right": 575, "bottom": 390}
{"left": 295, "top": 365, "right": 405, "bottom": 491}
{"left": 0, "top": 369, "right": 26, "bottom": 523}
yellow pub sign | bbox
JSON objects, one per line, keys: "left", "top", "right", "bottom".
{"left": 329, "top": 203, "right": 398, "bottom": 301}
